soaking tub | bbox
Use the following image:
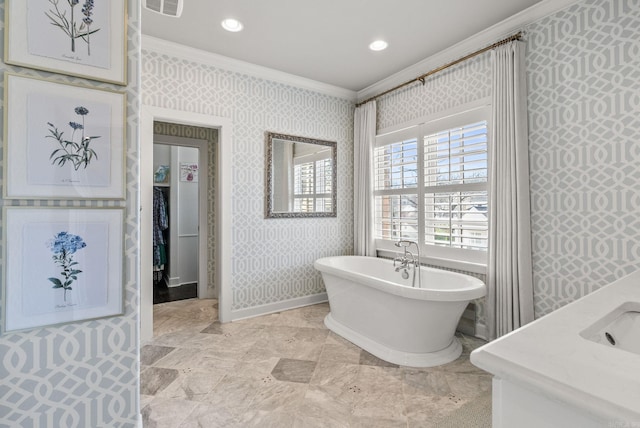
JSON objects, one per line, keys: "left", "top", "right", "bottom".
{"left": 314, "top": 255, "right": 486, "bottom": 367}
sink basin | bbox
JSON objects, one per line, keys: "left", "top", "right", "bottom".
{"left": 580, "top": 302, "right": 640, "bottom": 355}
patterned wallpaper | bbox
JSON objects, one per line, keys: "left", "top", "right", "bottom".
{"left": 153, "top": 122, "right": 218, "bottom": 295}
{"left": 142, "top": 50, "right": 355, "bottom": 311}
{"left": 526, "top": 0, "right": 640, "bottom": 316}
{"left": 377, "top": 0, "right": 640, "bottom": 319}
{"left": 0, "top": 1, "right": 141, "bottom": 427}
{"left": 376, "top": 54, "right": 492, "bottom": 130}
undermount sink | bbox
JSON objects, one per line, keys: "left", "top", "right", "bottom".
{"left": 580, "top": 301, "right": 640, "bottom": 355}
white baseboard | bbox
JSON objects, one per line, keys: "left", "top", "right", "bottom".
{"left": 166, "top": 276, "right": 180, "bottom": 287}
{"left": 229, "top": 293, "right": 328, "bottom": 322}
{"left": 137, "top": 414, "right": 143, "bottom": 428}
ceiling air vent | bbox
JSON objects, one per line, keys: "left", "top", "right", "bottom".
{"left": 144, "top": 0, "right": 184, "bottom": 18}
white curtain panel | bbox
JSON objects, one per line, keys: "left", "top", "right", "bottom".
{"left": 353, "top": 101, "right": 377, "bottom": 256}
{"left": 487, "top": 41, "right": 535, "bottom": 339}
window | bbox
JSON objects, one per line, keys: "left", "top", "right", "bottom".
{"left": 374, "top": 138, "right": 419, "bottom": 241}
{"left": 293, "top": 157, "right": 333, "bottom": 213}
{"left": 374, "top": 106, "right": 489, "bottom": 264}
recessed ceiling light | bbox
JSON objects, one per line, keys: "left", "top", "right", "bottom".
{"left": 221, "top": 18, "right": 244, "bottom": 32}
{"left": 369, "top": 40, "right": 388, "bottom": 51}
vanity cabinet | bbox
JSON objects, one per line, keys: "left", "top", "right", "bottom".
{"left": 471, "top": 270, "right": 640, "bottom": 428}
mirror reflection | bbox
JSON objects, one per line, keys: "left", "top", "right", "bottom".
{"left": 266, "top": 132, "right": 337, "bottom": 218}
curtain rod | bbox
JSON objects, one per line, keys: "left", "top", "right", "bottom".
{"left": 356, "top": 31, "right": 523, "bottom": 108}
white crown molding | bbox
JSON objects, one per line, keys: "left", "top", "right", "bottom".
{"left": 142, "top": 35, "right": 357, "bottom": 102}
{"left": 356, "top": 0, "right": 583, "bottom": 103}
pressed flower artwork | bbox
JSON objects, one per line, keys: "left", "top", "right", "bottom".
{"left": 47, "top": 231, "right": 87, "bottom": 303}
{"left": 3, "top": 207, "right": 124, "bottom": 332}
{"left": 6, "top": 1, "right": 127, "bottom": 85}
{"left": 5, "top": 74, "right": 126, "bottom": 199}
{"left": 27, "top": 92, "right": 111, "bottom": 188}
{"left": 47, "top": 106, "right": 100, "bottom": 171}
{"left": 45, "top": 0, "right": 100, "bottom": 56}
{"left": 24, "top": 0, "right": 109, "bottom": 70}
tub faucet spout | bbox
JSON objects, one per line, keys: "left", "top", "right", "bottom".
{"left": 394, "top": 240, "right": 421, "bottom": 288}
{"left": 393, "top": 256, "right": 408, "bottom": 271}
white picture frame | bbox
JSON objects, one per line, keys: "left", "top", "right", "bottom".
{"left": 4, "top": 73, "right": 126, "bottom": 200}
{"left": 2, "top": 207, "right": 125, "bottom": 333}
{"left": 5, "top": 0, "right": 128, "bottom": 86}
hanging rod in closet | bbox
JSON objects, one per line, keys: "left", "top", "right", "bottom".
{"left": 355, "top": 31, "right": 523, "bottom": 108}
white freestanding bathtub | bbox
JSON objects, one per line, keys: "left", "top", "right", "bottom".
{"left": 314, "top": 256, "right": 486, "bottom": 367}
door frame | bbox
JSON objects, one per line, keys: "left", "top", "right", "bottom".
{"left": 140, "top": 106, "right": 232, "bottom": 343}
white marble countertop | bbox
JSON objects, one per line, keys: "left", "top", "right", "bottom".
{"left": 470, "top": 269, "right": 640, "bottom": 422}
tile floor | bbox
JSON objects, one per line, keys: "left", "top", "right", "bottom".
{"left": 141, "top": 299, "right": 491, "bottom": 427}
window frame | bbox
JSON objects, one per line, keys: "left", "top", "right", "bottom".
{"left": 373, "top": 103, "right": 491, "bottom": 272}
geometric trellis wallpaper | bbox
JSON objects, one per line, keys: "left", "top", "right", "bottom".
{"left": 378, "top": 0, "right": 640, "bottom": 319}
{"left": 525, "top": 0, "right": 640, "bottom": 316}
{"left": 142, "top": 48, "right": 355, "bottom": 312}
{"left": 0, "top": 0, "right": 141, "bottom": 426}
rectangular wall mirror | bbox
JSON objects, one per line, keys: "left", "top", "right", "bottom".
{"left": 265, "top": 132, "right": 337, "bottom": 218}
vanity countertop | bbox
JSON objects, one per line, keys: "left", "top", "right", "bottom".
{"left": 470, "top": 269, "right": 640, "bottom": 422}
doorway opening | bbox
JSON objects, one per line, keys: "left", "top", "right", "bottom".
{"left": 141, "top": 106, "right": 232, "bottom": 343}
{"left": 152, "top": 139, "right": 203, "bottom": 304}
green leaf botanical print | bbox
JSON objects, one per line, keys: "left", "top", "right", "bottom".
{"left": 47, "top": 106, "right": 100, "bottom": 171}
{"left": 46, "top": 0, "right": 100, "bottom": 56}
{"left": 47, "top": 231, "right": 87, "bottom": 302}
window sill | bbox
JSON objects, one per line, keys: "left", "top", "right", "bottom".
{"left": 377, "top": 249, "right": 487, "bottom": 275}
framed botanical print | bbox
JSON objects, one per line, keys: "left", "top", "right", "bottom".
{"left": 2, "top": 207, "right": 125, "bottom": 333}
{"left": 4, "top": 0, "right": 128, "bottom": 85}
{"left": 4, "top": 73, "right": 126, "bottom": 200}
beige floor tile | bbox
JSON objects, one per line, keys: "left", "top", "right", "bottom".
{"left": 297, "top": 384, "right": 353, "bottom": 421}
{"left": 403, "top": 369, "right": 452, "bottom": 396}
{"left": 404, "top": 393, "right": 468, "bottom": 425}
{"left": 202, "top": 374, "right": 262, "bottom": 417}
{"left": 248, "top": 378, "right": 309, "bottom": 412}
{"left": 142, "top": 397, "right": 198, "bottom": 428}
{"left": 156, "top": 368, "right": 226, "bottom": 401}
{"left": 143, "top": 299, "right": 491, "bottom": 428}
{"left": 318, "top": 343, "right": 361, "bottom": 365}
{"left": 176, "top": 402, "right": 239, "bottom": 428}
{"left": 140, "top": 367, "right": 180, "bottom": 395}
{"left": 235, "top": 409, "right": 296, "bottom": 428}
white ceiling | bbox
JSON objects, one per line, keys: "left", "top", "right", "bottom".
{"left": 141, "top": 0, "right": 543, "bottom": 92}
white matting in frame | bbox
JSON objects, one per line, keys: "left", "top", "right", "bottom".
{"left": 2, "top": 207, "right": 124, "bottom": 333}
{"left": 5, "top": 0, "right": 128, "bottom": 85}
{"left": 4, "top": 74, "right": 126, "bottom": 200}
{"left": 3, "top": 207, "right": 124, "bottom": 331}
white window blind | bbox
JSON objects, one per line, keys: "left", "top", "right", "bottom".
{"left": 374, "top": 138, "right": 418, "bottom": 241}
{"left": 423, "top": 121, "right": 488, "bottom": 250}
{"left": 293, "top": 158, "right": 332, "bottom": 213}
{"left": 373, "top": 107, "right": 489, "bottom": 261}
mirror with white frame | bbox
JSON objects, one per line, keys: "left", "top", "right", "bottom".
{"left": 265, "top": 132, "right": 337, "bottom": 218}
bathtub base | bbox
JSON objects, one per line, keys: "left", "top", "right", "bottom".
{"left": 324, "top": 313, "right": 462, "bottom": 367}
